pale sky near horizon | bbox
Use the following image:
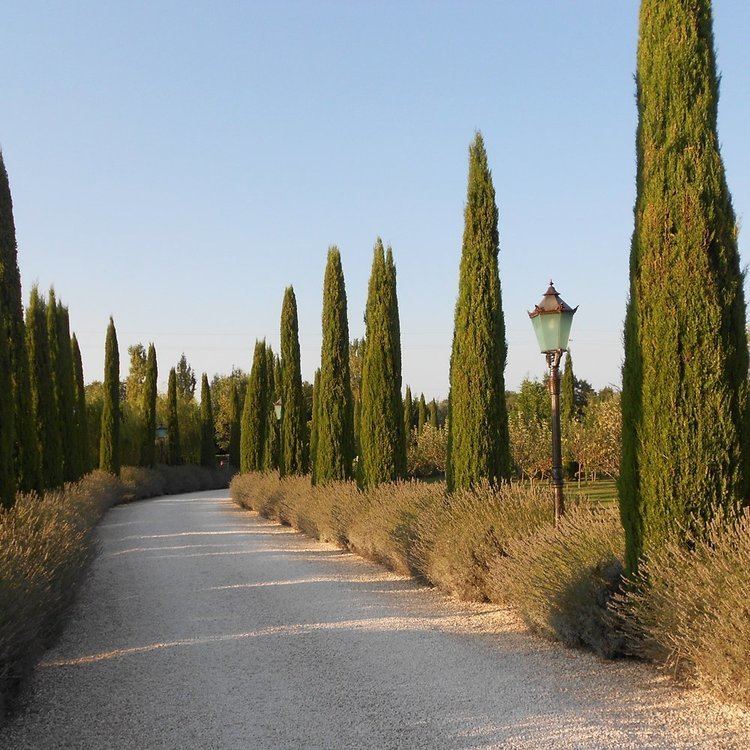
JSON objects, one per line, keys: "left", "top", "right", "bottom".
{"left": 3, "top": 1, "right": 750, "bottom": 397}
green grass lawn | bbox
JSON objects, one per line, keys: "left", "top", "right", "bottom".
{"left": 567, "top": 479, "right": 617, "bottom": 505}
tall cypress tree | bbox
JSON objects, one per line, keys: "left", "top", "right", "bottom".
{"left": 141, "top": 343, "right": 158, "bottom": 467}
{"left": 200, "top": 374, "right": 216, "bottom": 468}
{"left": 429, "top": 399, "right": 439, "bottom": 430}
{"left": 71, "top": 334, "right": 89, "bottom": 474}
{"left": 561, "top": 351, "right": 575, "bottom": 424}
{"left": 263, "top": 345, "right": 279, "bottom": 470}
{"left": 417, "top": 394, "right": 428, "bottom": 434}
{"left": 99, "top": 317, "right": 120, "bottom": 476}
{"left": 360, "top": 239, "right": 405, "bottom": 486}
{"left": 27, "top": 287, "right": 63, "bottom": 488}
{"left": 619, "top": 0, "right": 749, "bottom": 571}
{"left": 240, "top": 341, "right": 268, "bottom": 473}
{"left": 280, "top": 286, "right": 307, "bottom": 475}
{"left": 228, "top": 380, "right": 241, "bottom": 468}
{"left": 0, "top": 151, "right": 40, "bottom": 494}
{"left": 54, "top": 301, "right": 79, "bottom": 481}
{"left": 0, "top": 313, "right": 14, "bottom": 506}
{"left": 310, "top": 368, "right": 321, "bottom": 483}
{"left": 403, "top": 385, "right": 413, "bottom": 445}
{"left": 167, "top": 367, "right": 181, "bottom": 465}
{"left": 315, "top": 247, "right": 355, "bottom": 482}
{"left": 447, "top": 132, "right": 511, "bottom": 491}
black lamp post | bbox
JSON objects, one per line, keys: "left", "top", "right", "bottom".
{"left": 528, "top": 281, "right": 577, "bottom": 525}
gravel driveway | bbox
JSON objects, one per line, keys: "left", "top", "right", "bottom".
{"left": 2, "top": 488, "right": 750, "bottom": 749}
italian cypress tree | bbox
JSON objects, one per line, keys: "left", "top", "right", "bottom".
{"left": 446, "top": 132, "right": 511, "bottom": 491}
{"left": 315, "top": 247, "right": 355, "bottom": 482}
{"left": 310, "top": 368, "right": 321, "bottom": 483}
{"left": 263, "top": 345, "right": 279, "bottom": 470}
{"left": 619, "top": 0, "right": 749, "bottom": 571}
{"left": 561, "top": 351, "right": 576, "bottom": 479}
{"left": 200, "top": 374, "right": 216, "bottom": 468}
{"left": 54, "top": 301, "right": 79, "bottom": 480}
{"left": 228, "top": 380, "right": 241, "bottom": 468}
{"left": 417, "top": 394, "right": 428, "bottom": 434}
{"left": 0, "top": 151, "right": 40, "bottom": 494}
{"left": 429, "top": 399, "right": 439, "bottom": 430}
{"left": 359, "top": 239, "right": 405, "bottom": 486}
{"left": 99, "top": 317, "right": 120, "bottom": 476}
{"left": 403, "top": 385, "right": 413, "bottom": 444}
{"left": 72, "top": 334, "right": 89, "bottom": 474}
{"left": 167, "top": 368, "right": 181, "bottom": 465}
{"left": 280, "top": 286, "right": 307, "bottom": 475}
{"left": 27, "top": 288, "right": 63, "bottom": 488}
{"left": 0, "top": 316, "right": 14, "bottom": 506}
{"left": 141, "top": 343, "right": 158, "bottom": 467}
{"left": 240, "top": 341, "right": 268, "bottom": 473}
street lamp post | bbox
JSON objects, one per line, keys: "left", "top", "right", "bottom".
{"left": 528, "top": 281, "right": 577, "bottom": 525}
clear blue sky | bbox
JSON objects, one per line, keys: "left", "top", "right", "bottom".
{"left": 3, "top": 1, "right": 750, "bottom": 396}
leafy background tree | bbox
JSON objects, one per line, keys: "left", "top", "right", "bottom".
{"left": 200, "top": 374, "right": 215, "bottom": 467}
{"left": 175, "top": 353, "right": 196, "bottom": 401}
{"left": 141, "top": 344, "right": 158, "bottom": 467}
{"left": 211, "top": 368, "right": 247, "bottom": 455}
{"left": 166, "top": 367, "right": 181, "bottom": 465}
{"left": 240, "top": 341, "right": 268, "bottom": 473}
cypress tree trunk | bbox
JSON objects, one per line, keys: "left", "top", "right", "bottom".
{"left": 27, "top": 287, "right": 63, "bottom": 488}
{"left": 0, "top": 315, "right": 14, "bottom": 506}
{"left": 417, "top": 394, "right": 427, "bottom": 434}
{"left": 429, "top": 399, "right": 439, "bottom": 430}
{"left": 54, "top": 302, "right": 79, "bottom": 480}
{"left": 99, "top": 317, "right": 120, "bottom": 476}
{"left": 280, "top": 286, "right": 307, "bottom": 475}
{"left": 619, "top": 0, "right": 749, "bottom": 571}
{"left": 141, "top": 343, "right": 158, "bottom": 467}
{"left": 315, "top": 248, "right": 354, "bottom": 482}
{"left": 0, "top": 152, "right": 40, "bottom": 494}
{"left": 310, "top": 368, "right": 321, "bottom": 483}
{"left": 228, "top": 381, "right": 241, "bottom": 468}
{"left": 200, "top": 373, "right": 216, "bottom": 468}
{"left": 72, "top": 334, "right": 89, "bottom": 475}
{"left": 360, "top": 239, "right": 405, "bottom": 486}
{"left": 167, "top": 368, "right": 181, "bottom": 465}
{"left": 447, "top": 132, "right": 511, "bottom": 491}
{"left": 240, "top": 341, "right": 268, "bottom": 473}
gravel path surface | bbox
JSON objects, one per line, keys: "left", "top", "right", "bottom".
{"left": 3, "top": 488, "right": 750, "bottom": 749}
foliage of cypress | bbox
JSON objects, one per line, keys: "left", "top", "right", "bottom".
{"left": 417, "top": 394, "right": 428, "bottom": 434}
{"left": 310, "top": 368, "right": 321, "bottom": 483}
{"left": 200, "top": 373, "right": 216, "bottom": 468}
{"left": 240, "top": 341, "right": 268, "bottom": 473}
{"left": 619, "top": 0, "right": 749, "bottom": 571}
{"left": 280, "top": 286, "right": 307, "bottom": 475}
{"left": 0, "top": 151, "right": 40, "bottom": 493}
{"left": 446, "top": 132, "right": 511, "bottom": 491}
{"left": 359, "top": 239, "right": 405, "bottom": 486}
{"left": 263, "top": 345, "right": 279, "bottom": 470}
{"left": 167, "top": 367, "right": 181, "bottom": 465}
{"left": 72, "top": 334, "right": 89, "bottom": 475}
{"left": 99, "top": 317, "right": 120, "bottom": 476}
{"left": 561, "top": 351, "right": 576, "bottom": 479}
{"left": 141, "top": 343, "right": 158, "bottom": 467}
{"left": 27, "top": 288, "right": 63, "bottom": 488}
{"left": 429, "top": 399, "right": 439, "bottom": 430}
{"left": 228, "top": 380, "right": 241, "bottom": 468}
{"left": 403, "top": 385, "right": 413, "bottom": 444}
{"left": 54, "top": 302, "right": 79, "bottom": 480}
{"left": 315, "top": 248, "right": 355, "bottom": 483}
{"left": 0, "top": 313, "right": 14, "bottom": 506}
